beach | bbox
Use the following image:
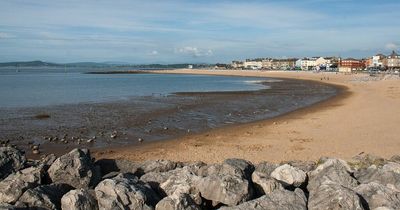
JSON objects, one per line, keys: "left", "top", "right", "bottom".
{"left": 94, "top": 69, "right": 400, "bottom": 163}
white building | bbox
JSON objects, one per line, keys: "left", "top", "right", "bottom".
{"left": 372, "top": 54, "right": 385, "bottom": 68}
{"left": 296, "top": 58, "right": 317, "bottom": 70}
{"left": 243, "top": 61, "right": 262, "bottom": 70}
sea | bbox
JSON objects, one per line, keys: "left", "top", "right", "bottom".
{"left": 0, "top": 67, "right": 267, "bottom": 108}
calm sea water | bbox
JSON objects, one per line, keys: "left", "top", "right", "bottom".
{"left": 0, "top": 67, "right": 267, "bottom": 108}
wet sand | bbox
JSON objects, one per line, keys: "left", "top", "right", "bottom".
{"left": 94, "top": 70, "right": 400, "bottom": 163}
{"left": 0, "top": 74, "right": 336, "bottom": 158}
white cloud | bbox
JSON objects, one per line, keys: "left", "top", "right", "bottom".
{"left": 148, "top": 50, "right": 158, "bottom": 55}
{"left": 176, "top": 47, "right": 213, "bottom": 57}
{"left": 0, "top": 32, "right": 13, "bottom": 39}
{"left": 385, "top": 43, "right": 399, "bottom": 50}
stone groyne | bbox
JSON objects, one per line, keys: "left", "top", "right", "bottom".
{"left": 1, "top": 147, "right": 400, "bottom": 209}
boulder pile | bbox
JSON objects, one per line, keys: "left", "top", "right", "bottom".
{"left": 1, "top": 147, "right": 400, "bottom": 210}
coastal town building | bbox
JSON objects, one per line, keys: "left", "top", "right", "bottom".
{"left": 314, "top": 57, "right": 338, "bottom": 71}
{"left": 261, "top": 59, "right": 273, "bottom": 69}
{"left": 231, "top": 61, "right": 244, "bottom": 69}
{"left": 386, "top": 51, "right": 400, "bottom": 70}
{"left": 295, "top": 57, "right": 317, "bottom": 71}
{"left": 271, "top": 58, "right": 297, "bottom": 70}
{"left": 371, "top": 54, "right": 386, "bottom": 68}
{"left": 339, "top": 58, "right": 365, "bottom": 72}
{"left": 243, "top": 60, "right": 262, "bottom": 70}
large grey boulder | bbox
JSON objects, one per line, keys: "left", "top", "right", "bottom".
{"left": 281, "top": 160, "right": 316, "bottom": 173}
{"left": 350, "top": 153, "right": 386, "bottom": 170}
{"left": 270, "top": 164, "right": 306, "bottom": 187}
{"left": 95, "top": 173, "right": 159, "bottom": 210}
{"left": 155, "top": 193, "right": 201, "bottom": 210}
{"left": 223, "top": 159, "right": 255, "bottom": 180}
{"left": 61, "top": 189, "right": 98, "bottom": 210}
{"left": 48, "top": 149, "right": 100, "bottom": 189}
{"left": 138, "top": 160, "right": 182, "bottom": 176}
{"left": 18, "top": 183, "right": 73, "bottom": 210}
{"left": 0, "top": 203, "right": 17, "bottom": 210}
{"left": 251, "top": 171, "right": 283, "bottom": 195}
{"left": 219, "top": 188, "right": 307, "bottom": 210}
{"left": 355, "top": 182, "right": 400, "bottom": 210}
{"left": 197, "top": 174, "right": 252, "bottom": 206}
{"left": 308, "top": 158, "right": 358, "bottom": 191}
{"left": 95, "top": 158, "right": 140, "bottom": 177}
{"left": 308, "top": 181, "right": 364, "bottom": 210}
{"left": 355, "top": 166, "right": 400, "bottom": 191}
{"left": 159, "top": 167, "right": 202, "bottom": 205}
{"left": 0, "top": 147, "right": 26, "bottom": 180}
{"left": 254, "top": 162, "right": 279, "bottom": 176}
{"left": 0, "top": 166, "right": 43, "bottom": 204}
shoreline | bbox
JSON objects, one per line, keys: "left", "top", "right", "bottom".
{"left": 92, "top": 70, "right": 373, "bottom": 163}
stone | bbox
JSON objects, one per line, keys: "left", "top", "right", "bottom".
{"left": 159, "top": 167, "right": 202, "bottom": 205}
{"left": 219, "top": 188, "right": 307, "bottom": 210}
{"left": 270, "top": 164, "right": 307, "bottom": 187}
{"left": 61, "top": 189, "right": 98, "bottom": 210}
{"left": 18, "top": 183, "right": 73, "bottom": 210}
{"left": 350, "top": 153, "right": 386, "bottom": 170}
{"left": 355, "top": 166, "right": 400, "bottom": 191}
{"left": 95, "top": 159, "right": 140, "bottom": 176}
{"left": 308, "top": 158, "right": 358, "bottom": 191}
{"left": 382, "top": 162, "right": 400, "bottom": 174}
{"left": 223, "top": 158, "right": 255, "bottom": 180}
{"left": 197, "top": 174, "right": 252, "bottom": 206}
{"left": 355, "top": 182, "right": 400, "bottom": 210}
{"left": 48, "top": 148, "right": 100, "bottom": 189}
{"left": 254, "top": 162, "right": 279, "bottom": 177}
{"left": 281, "top": 160, "right": 317, "bottom": 173}
{"left": 95, "top": 173, "right": 159, "bottom": 210}
{"left": 138, "top": 159, "right": 182, "bottom": 176}
{"left": 0, "top": 166, "right": 43, "bottom": 204}
{"left": 0, "top": 203, "right": 17, "bottom": 210}
{"left": 251, "top": 171, "right": 284, "bottom": 195}
{"left": 155, "top": 193, "right": 201, "bottom": 210}
{"left": 0, "top": 147, "right": 26, "bottom": 180}
{"left": 308, "top": 181, "right": 364, "bottom": 210}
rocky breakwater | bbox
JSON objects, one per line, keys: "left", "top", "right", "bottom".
{"left": 1, "top": 147, "right": 400, "bottom": 209}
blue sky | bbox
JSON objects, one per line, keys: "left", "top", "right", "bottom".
{"left": 0, "top": 0, "right": 399, "bottom": 63}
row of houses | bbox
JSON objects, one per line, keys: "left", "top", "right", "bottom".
{"left": 228, "top": 51, "right": 400, "bottom": 72}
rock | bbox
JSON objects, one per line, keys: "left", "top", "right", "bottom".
{"left": 18, "top": 183, "right": 73, "bottom": 210}
{"left": 48, "top": 148, "right": 100, "bottom": 189}
{"left": 251, "top": 171, "right": 284, "bottom": 195}
{"left": 281, "top": 160, "right": 316, "bottom": 173}
{"left": 308, "top": 158, "right": 358, "bottom": 191}
{"left": 155, "top": 193, "right": 201, "bottom": 210}
{"left": 308, "top": 182, "right": 364, "bottom": 210}
{"left": 355, "top": 166, "right": 400, "bottom": 191}
{"left": 0, "top": 203, "right": 17, "bottom": 210}
{"left": 95, "top": 159, "right": 140, "bottom": 176}
{"left": 254, "top": 162, "right": 279, "bottom": 177}
{"left": 0, "top": 166, "right": 43, "bottom": 204}
{"left": 159, "top": 167, "right": 202, "bottom": 205}
{"left": 138, "top": 159, "right": 182, "bottom": 176}
{"left": 0, "top": 147, "right": 26, "bottom": 180}
{"left": 223, "top": 158, "right": 255, "bottom": 180}
{"left": 95, "top": 173, "right": 159, "bottom": 210}
{"left": 355, "top": 182, "right": 400, "bottom": 210}
{"left": 61, "top": 189, "right": 98, "bottom": 210}
{"left": 219, "top": 188, "right": 307, "bottom": 210}
{"left": 383, "top": 162, "right": 400, "bottom": 174}
{"left": 270, "top": 164, "right": 307, "bottom": 187}
{"left": 197, "top": 174, "right": 252, "bottom": 206}
{"left": 350, "top": 153, "right": 386, "bottom": 170}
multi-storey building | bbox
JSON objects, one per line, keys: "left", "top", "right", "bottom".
{"left": 386, "top": 51, "right": 400, "bottom": 70}
{"left": 339, "top": 58, "right": 365, "bottom": 72}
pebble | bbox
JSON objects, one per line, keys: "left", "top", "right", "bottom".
{"left": 32, "top": 149, "right": 40, "bottom": 155}
{"left": 87, "top": 139, "right": 94, "bottom": 143}
{"left": 163, "top": 126, "right": 169, "bottom": 130}
{"left": 31, "top": 145, "right": 39, "bottom": 150}
{"left": 138, "top": 138, "right": 143, "bottom": 143}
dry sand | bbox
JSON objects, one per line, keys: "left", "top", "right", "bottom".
{"left": 94, "top": 70, "right": 400, "bottom": 163}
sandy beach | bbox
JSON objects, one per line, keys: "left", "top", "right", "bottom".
{"left": 93, "top": 69, "right": 400, "bottom": 163}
